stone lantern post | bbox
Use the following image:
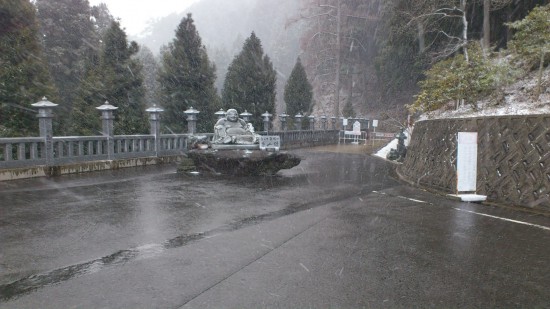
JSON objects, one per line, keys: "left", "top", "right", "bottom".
{"left": 96, "top": 101, "right": 118, "bottom": 160}
{"left": 240, "top": 110, "right": 252, "bottom": 123}
{"left": 146, "top": 105, "right": 164, "bottom": 155}
{"left": 261, "top": 111, "right": 272, "bottom": 132}
{"left": 215, "top": 109, "right": 226, "bottom": 120}
{"left": 279, "top": 112, "right": 289, "bottom": 131}
{"left": 320, "top": 115, "right": 327, "bottom": 130}
{"left": 184, "top": 107, "right": 200, "bottom": 134}
{"left": 32, "top": 97, "right": 58, "bottom": 165}
{"left": 308, "top": 115, "right": 316, "bottom": 131}
{"left": 96, "top": 101, "right": 118, "bottom": 137}
{"left": 295, "top": 113, "right": 303, "bottom": 131}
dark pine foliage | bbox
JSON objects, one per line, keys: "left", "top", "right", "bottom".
{"left": 0, "top": 0, "right": 56, "bottom": 137}
{"left": 157, "top": 13, "right": 219, "bottom": 133}
{"left": 222, "top": 32, "right": 277, "bottom": 129}
{"left": 284, "top": 57, "right": 313, "bottom": 117}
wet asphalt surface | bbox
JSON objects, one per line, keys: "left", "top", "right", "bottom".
{"left": 1, "top": 147, "right": 549, "bottom": 308}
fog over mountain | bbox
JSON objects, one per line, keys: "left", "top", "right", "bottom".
{"left": 132, "top": 0, "right": 304, "bottom": 113}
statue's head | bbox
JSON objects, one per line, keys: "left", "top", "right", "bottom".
{"left": 226, "top": 109, "right": 238, "bottom": 122}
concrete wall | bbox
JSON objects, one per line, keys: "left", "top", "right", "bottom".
{"left": 399, "top": 115, "right": 550, "bottom": 211}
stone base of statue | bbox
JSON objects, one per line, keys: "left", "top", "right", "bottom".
{"left": 178, "top": 149, "right": 301, "bottom": 176}
{"left": 211, "top": 144, "right": 259, "bottom": 150}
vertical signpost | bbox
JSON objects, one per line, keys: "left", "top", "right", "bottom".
{"left": 454, "top": 132, "right": 486, "bottom": 202}
{"left": 371, "top": 119, "right": 378, "bottom": 146}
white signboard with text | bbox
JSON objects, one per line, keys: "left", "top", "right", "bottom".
{"left": 457, "top": 132, "right": 478, "bottom": 192}
{"left": 259, "top": 136, "right": 280, "bottom": 151}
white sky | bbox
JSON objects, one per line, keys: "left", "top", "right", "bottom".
{"left": 88, "top": 0, "right": 201, "bottom": 36}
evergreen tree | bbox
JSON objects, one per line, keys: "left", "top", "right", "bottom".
{"left": 69, "top": 51, "right": 103, "bottom": 135}
{"left": 222, "top": 32, "right": 276, "bottom": 129}
{"left": 508, "top": 4, "right": 550, "bottom": 98}
{"left": 101, "top": 21, "right": 148, "bottom": 135}
{"left": 36, "top": 0, "right": 98, "bottom": 134}
{"left": 284, "top": 58, "right": 313, "bottom": 117}
{"left": 136, "top": 46, "right": 160, "bottom": 107}
{"left": 157, "top": 13, "right": 219, "bottom": 133}
{"left": 0, "top": 0, "right": 56, "bottom": 137}
{"left": 70, "top": 21, "right": 147, "bottom": 135}
{"left": 342, "top": 99, "right": 356, "bottom": 118}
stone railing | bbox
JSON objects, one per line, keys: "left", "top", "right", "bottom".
{"left": 0, "top": 134, "right": 191, "bottom": 170}
{"left": 261, "top": 130, "right": 340, "bottom": 149}
{"left": 399, "top": 115, "right": 550, "bottom": 211}
{"left": 0, "top": 97, "right": 374, "bottom": 180}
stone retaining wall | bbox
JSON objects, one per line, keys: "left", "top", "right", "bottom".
{"left": 399, "top": 115, "right": 550, "bottom": 211}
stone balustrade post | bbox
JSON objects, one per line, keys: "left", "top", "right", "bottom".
{"left": 308, "top": 115, "right": 316, "bottom": 131}
{"left": 295, "top": 113, "right": 303, "bottom": 131}
{"left": 320, "top": 115, "right": 327, "bottom": 130}
{"left": 240, "top": 110, "right": 252, "bottom": 123}
{"left": 96, "top": 101, "right": 118, "bottom": 160}
{"left": 184, "top": 107, "right": 200, "bottom": 134}
{"left": 146, "top": 105, "right": 164, "bottom": 155}
{"left": 279, "top": 112, "right": 289, "bottom": 131}
{"left": 261, "top": 111, "right": 272, "bottom": 133}
{"left": 215, "top": 109, "right": 226, "bottom": 120}
{"left": 32, "top": 97, "right": 58, "bottom": 166}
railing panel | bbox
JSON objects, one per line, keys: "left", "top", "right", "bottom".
{"left": 0, "top": 137, "right": 46, "bottom": 168}
{"left": 52, "top": 136, "right": 108, "bottom": 165}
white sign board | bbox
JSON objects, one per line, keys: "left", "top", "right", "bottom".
{"left": 457, "top": 132, "right": 478, "bottom": 192}
{"left": 259, "top": 136, "right": 280, "bottom": 151}
{"left": 372, "top": 119, "right": 378, "bottom": 127}
{"left": 343, "top": 118, "right": 348, "bottom": 126}
{"left": 352, "top": 121, "right": 361, "bottom": 134}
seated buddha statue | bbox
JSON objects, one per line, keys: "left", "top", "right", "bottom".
{"left": 212, "top": 109, "right": 259, "bottom": 144}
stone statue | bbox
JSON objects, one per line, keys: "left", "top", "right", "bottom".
{"left": 212, "top": 109, "right": 259, "bottom": 144}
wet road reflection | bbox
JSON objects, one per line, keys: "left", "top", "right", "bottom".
{"left": 0, "top": 149, "right": 397, "bottom": 300}
{"left": 1, "top": 148, "right": 548, "bottom": 307}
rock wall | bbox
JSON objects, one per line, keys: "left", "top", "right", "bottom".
{"left": 399, "top": 115, "right": 550, "bottom": 211}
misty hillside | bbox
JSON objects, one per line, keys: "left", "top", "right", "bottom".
{"left": 133, "top": 0, "right": 303, "bottom": 113}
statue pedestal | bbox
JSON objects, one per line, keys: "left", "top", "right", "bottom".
{"left": 179, "top": 149, "right": 301, "bottom": 176}
{"left": 211, "top": 144, "right": 259, "bottom": 150}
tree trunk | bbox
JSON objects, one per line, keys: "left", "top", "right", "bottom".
{"left": 483, "top": 0, "right": 490, "bottom": 50}
{"left": 461, "top": 0, "right": 469, "bottom": 63}
{"left": 335, "top": 0, "right": 342, "bottom": 120}
{"left": 417, "top": 22, "right": 425, "bottom": 53}
{"left": 536, "top": 50, "right": 545, "bottom": 100}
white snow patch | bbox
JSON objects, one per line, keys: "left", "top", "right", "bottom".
{"left": 418, "top": 66, "right": 550, "bottom": 121}
{"left": 374, "top": 138, "right": 397, "bottom": 159}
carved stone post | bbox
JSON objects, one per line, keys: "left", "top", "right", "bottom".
{"left": 240, "top": 110, "right": 252, "bottom": 123}
{"left": 32, "top": 97, "right": 58, "bottom": 166}
{"left": 261, "top": 111, "right": 272, "bottom": 133}
{"left": 279, "top": 112, "right": 289, "bottom": 131}
{"left": 184, "top": 107, "right": 200, "bottom": 134}
{"left": 308, "top": 115, "right": 316, "bottom": 131}
{"left": 215, "top": 109, "right": 226, "bottom": 120}
{"left": 320, "top": 115, "right": 327, "bottom": 130}
{"left": 295, "top": 113, "right": 303, "bottom": 131}
{"left": 96, "top": 101, "right": 118, "bottom": 160}
{"left": 146, "top": 105, "right": 164, "bottom": 155}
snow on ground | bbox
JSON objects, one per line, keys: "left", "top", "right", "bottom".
{"left": 374, "top": 138, "right": 397, "bottom": 159}
{"left": 374, "top": 129, "right": 411, "bottom": 159}
{"left": 376, "top": 66, "right": 549, "bottom": 159}
{"left": 418, "top": 66, "right": 550, "bottom": 121}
